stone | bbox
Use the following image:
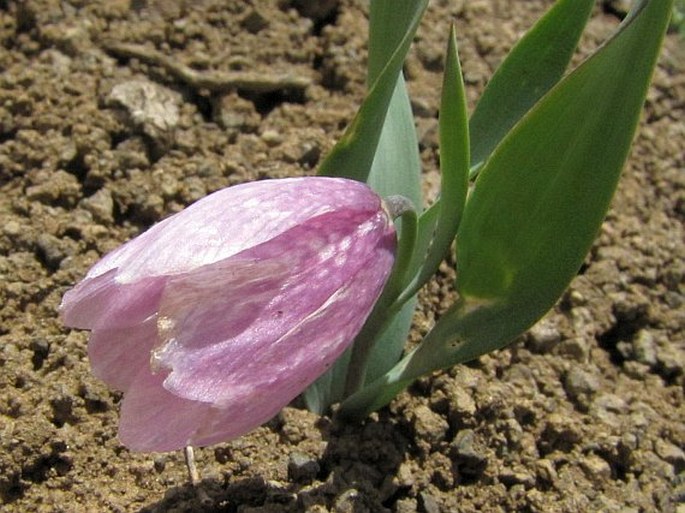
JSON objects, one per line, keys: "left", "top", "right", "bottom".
{"left": 499, "top": 467, "right": 535, "bottom": 488}
{"left": 564, "top": 367, "right": 600, "bottom": 401}
{"left": 556, "top": 337, "right": 590, "bottom": 362}
{"left": 395, "top": 498, "right": 418, "bottom": 513}
{"left": 261, "top": 129, "right": 283, "bottom": 147}
{"left": 287, "top": 452, "right": 320, "bottom": 483}
{"left": 418, "top": 491, "right": 440, "bottom": 513}
{"left": 412, "top": 405, "right": 449, "bottom": 447}
{"left": 35, "top": 233, "right": 74, "bottom": 270}
{"left": 632, "top": 329, "right": 657, "bottom": 366}
{"left": 107, "top": 79, "right": 181, "bottom": 153}
{"left": 579, "top": 455, "right": 612, "bottom": 483}
{"left": 654, "top": 439, "right": 685, "bottom": 468}
{"left": 527, "top": 318, "right": 561, "bottom": 352}
{"left": 80, "top": 188, "right": 114, "bottom": 224}
{"left": 333, "top": 489, "right": 367, "bottom": 513}
{"left": 240, "top": 9, "right": 269, "bottom": 34}
{"left": 450, "top": 429, "right": 487, "bottom": 478}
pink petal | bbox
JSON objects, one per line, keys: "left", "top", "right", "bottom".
{"left": 84, "top": 177, "right": 382, "bottom": 284}
{"left": 119, "top": 369, "right": 287, "bottom": 452}
{"left": 60, "top": 270, "right": 165, "bottom": 330}
{"left": 88, "top": 316, "right": 159, "bottom": 392}
{"left": 60, "top": 176, "right": 398, "bottom": 453}
{"left": 118, "top": 370, "right": 213, "bottom": 452}
{"left": 119, "top": 249, "right": 394, "bottom": 452}
{"left": 154, "top": 209, "right": 395, "bottom": 406}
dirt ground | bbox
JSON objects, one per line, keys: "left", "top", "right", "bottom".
{"left": 0, "top": 1, "right": 683, "bottom": 512}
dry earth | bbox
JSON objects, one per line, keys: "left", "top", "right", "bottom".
{"left": 0, "top": 1, "right": 684, "bottom": 512}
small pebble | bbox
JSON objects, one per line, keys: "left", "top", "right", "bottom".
{"left": 564, "top": 367, "right": 600, "bottom": 401}
{"left": 80, "top": 188, "right": 114, "bottom": 224}
{"left": 261, "top": 129, "right": 282, "bottom": 146}
{"left": 418, "top": 491, "right": 440, "bottom": 513}
{"left": 395, "top": 497, "right": 418, "bottom": 513}
{"left": 528, "top": 319, "right": 561, "bottom": 352}
{"left": 499, "top": 467, "right": 535, "bottom": 488}
{"left": 287, "top": 452, "right": 319, "bottom": 483}
{"left": 333, "top": 488, "right": 364, "bottom": 513}
{"left": 632, "top": 329, "right": 657, "bottom": 366}
{"left": 450, "top": 429, "right": 487, "bottom": 477}
{"left": 654, "top": 439, "right": 685, "bottom": 468}
{"left": 240, "top": 8, "right": 269, "bottom": 33}
{"left": 580, "top": 454, "right": 612, "bottom": 483}
{"left": 556, "top": 337, "right": 590, "bottom": 362}
{"left": 412, "top": 405, "right": 449, "bottom": 447}
{"left": 4, "top": 220, "right": 21, "bottom": 236}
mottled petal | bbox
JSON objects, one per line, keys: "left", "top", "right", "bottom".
{"left": 60, "top": 270, "right": 165, "bottom": 330}
{"left": 155, "top": 209, "right": 395, "bottom": 406}
{"left": 60, "top": 176, "right": 398, "bottom": 453}
{"left": 118, "top": 370, "right": 214, "bottom": 452}
{"left": 88, "top": 316, "right": 159, "bottom": 392}
{"left": 119, "top": 255, "right": 393, "bottom": 452}
{"left": 83, "top": 177, "right": 382, "bottom": 284}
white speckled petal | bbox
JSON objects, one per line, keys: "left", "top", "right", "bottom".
{"left": 60, "top": 177, "right": 397, "bottom": 452}
{"left": 154, "top": 209, "right": 394, "bottom": 406}
{"left": 118, "top": 237, "right": 394, "bottom": 452}
{"left": 82, "top": 177, "right": 382, "bottom": 284}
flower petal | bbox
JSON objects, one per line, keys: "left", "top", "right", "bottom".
{"left": 119, "top": 249, "right": 392, "bottom": 451}
{"left": 60, "top": 270, "right": 165, "bottom": 330}
{"left": 88, "top": 316, "right": 159, "bottom": 392}
{"left": 155, "top": 209, "right": 395, "bottom": 406}
{"left": 61, "top": 176, "right": 398, "bottom": 453}
{"left": 83, "top": 177, "right": 382, "bottom": 284}
{"left": 118, "top": 370, "right": 213, "bottom": 452}
{"left": 118, "top": 369, "right": 287, "bottom": 452}
{"left": 119, "top": 249, "right": 394, "bottom": 452}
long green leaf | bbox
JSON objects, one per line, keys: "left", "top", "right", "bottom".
{"left": 366, "top": 75, "right": 423, "bottom": 208}
{"left": 469, "top": 0, "right": 594, "bottom": 171}
{"left": 304, "top": 1, "right": 425, "bottom": 412}
{"left": 399, "top": 25, "right": 469, "bottom": 303}
{"left": 339, "top": 0, "right": 672, "bottom": 419}
{"left": 317, "top": 1, "right": 428, "bottom": 184}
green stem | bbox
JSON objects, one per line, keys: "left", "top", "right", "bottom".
{"left": 343, "top": 294, "right": 401, "bottom": 397}
{"left": 343, "top": 198, "right": 417, "bottom": 398}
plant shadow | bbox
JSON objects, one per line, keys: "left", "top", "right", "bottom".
{"left": 135, "top": 410, "right": 411, "bottom": 513}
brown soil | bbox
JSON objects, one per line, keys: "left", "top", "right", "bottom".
{"left": 1, "top": 1, "right": 684, "bottom": 512}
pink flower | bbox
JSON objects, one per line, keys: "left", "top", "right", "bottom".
{"left": 61, "top": 177, "right": 396, "bottom": 452}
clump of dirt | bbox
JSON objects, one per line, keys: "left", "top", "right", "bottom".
{"left": 1, "top": 1, "right": 683, "bottom": 512}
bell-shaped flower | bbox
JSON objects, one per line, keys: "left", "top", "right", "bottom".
{"left": 61, "top": 177, "right": 396, "bottom": 452}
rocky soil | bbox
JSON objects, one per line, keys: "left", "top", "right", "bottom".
{"left": 0, "top": 1, "right": 683, "bottom": 512}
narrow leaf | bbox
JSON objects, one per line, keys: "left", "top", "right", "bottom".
{"left": 366, "top": 75, "right": 423, "bottom": 209}
{"left": 305, "top": 1, "right": 426, "bottom": 411}
{"left": 317, "top": 0, "right": 428, "bottom": 184}
{"left": 339, "top": 0, "right": 673, "bottom": 418}
{"left": 400, "top": 25, "right": 469, "bottom": 302}
{"left": 469, "top": 0, "right": 594, "bottom": 170}
{"left": 423, "top": 0, "right": 673, "bottom": 373}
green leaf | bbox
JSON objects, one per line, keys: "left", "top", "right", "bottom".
{"left": 456, "top": 0, "right": 671, "bottom": 311}
{"left": 402, "top": 201, "right": 440, "bottom": 290}
{"left": 364, "top": 298, "right": 416, "bottom": 383}
{"left": 366, "top": 75, "right": 423, "bottom": 210}
{"left": 399, "top": 25, "right": 469, "bottom": 303}
{"left": 421, "top": 0, "right": 673, "bottom": 373}
{"left": 469, "top": 0, "right": 594, "bottom": 171}
{"left": 339, "top": 0, "right": 673, "bottom": 419}
{"left": 304, "top": 1, "right": 426, "bottom": 412}
{"left": 317, "top": 0, "right": 428, "bottom": 184}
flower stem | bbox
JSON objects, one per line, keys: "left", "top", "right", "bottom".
{"left": 343, "top": 196, "right": 417, "bottom": 398}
